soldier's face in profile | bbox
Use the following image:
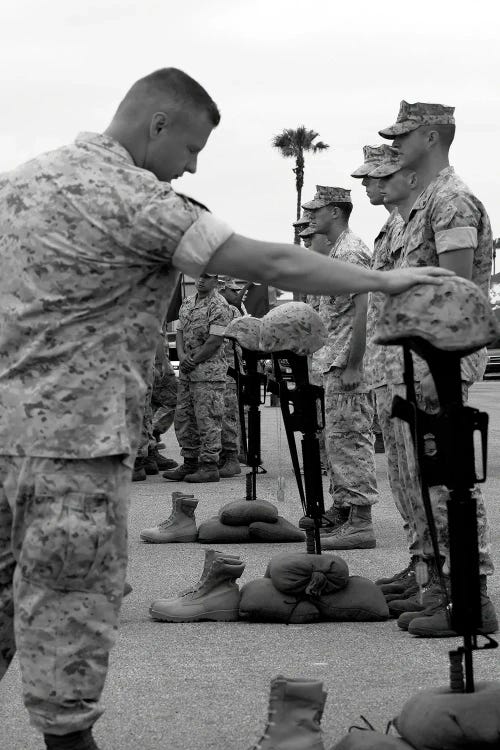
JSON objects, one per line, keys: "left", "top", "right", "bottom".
{"left": 378, "top": 168, "right": 417, "bottom": 205}
{"left": 146, "top": 107, "right": 214, "bottom": 183}
{"left": 361, "top": 176, "right": 385, "bottom": 206}
{"left": 309, "top": 206, "right": 332, "bottom": 235}
{"left": 391, "top": 127, "right": 428, "bottom": 168}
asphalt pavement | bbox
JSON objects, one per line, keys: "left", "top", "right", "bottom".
{"left": 1, "top": 381, "right": 500, "bottom": 750}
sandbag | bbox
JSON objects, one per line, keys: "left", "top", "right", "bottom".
{"left": 268, "top": 552, "right": 349, "bottom": 597}
{"left": 219, "top": 498, "right": 279, "bottom": 526}
{"left": 332, "top": 729, "right": 415, "bottom": 749}
{"left": 394, "top": 680, "right": 500, "bottom": 750}
{"left": 239, "top": 577, "right": 321, "bottom": 624}
{"left": 317, "top": 576, "right": 389, "bottom": 621}
{"left": 198, "top": 516, "right": 251, "bottom": 543}
{"left": 249, "top": 516, "right": 305, "bottom": 543}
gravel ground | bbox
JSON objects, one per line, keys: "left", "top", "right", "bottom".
{"left": 1, "top": 381, "right": 499, "bottom": 750}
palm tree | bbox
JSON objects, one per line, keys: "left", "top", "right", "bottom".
{"left": 272, "top": 126, "right": 330, "bottom": 244}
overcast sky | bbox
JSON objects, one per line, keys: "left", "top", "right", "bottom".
{"left": 2, "top": 0, "right": 499, "bottom": 261}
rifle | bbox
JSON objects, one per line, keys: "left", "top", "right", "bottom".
{"left": 391, "top": 340, "right": 497, "bottom": 693}
{"left": 227, "top": 342, "right": 248, "bottom": 462}
{"left": 269, "top": 351, "right": 326, "bottom": 554}
{"left": 228, "top": 345, "right": 268, "bottom": 500}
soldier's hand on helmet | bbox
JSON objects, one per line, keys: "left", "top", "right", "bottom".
{"left": 381, "top": 267, "right": 455, "bottom": 294}
{"left": 340, "top": 366, "right": 362, "bottom": 391}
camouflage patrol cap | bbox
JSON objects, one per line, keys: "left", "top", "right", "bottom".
{"left": 350, "top": 144, "right": 397, "bottom": 178}
{"left": 368, "top": 150, "right": 405, "bottom": 178}
{"left": 379, "top": 100, "right": 455, "bottom": 139}
{"left": 260, "top": 302, "right": 328, "bottom": 355}
{"left": 225, "top": 316, "right": 262, "bottom": 350}
{"left": 293, "top": 210, "right": 313, "bottom": 228}
{"left": 299, "top": 225, "right": 316, "bottom": 238}
{"left": 374, "top": 277, "right": 500, "bottom": 355}
{"left": 302, "top": 186, "right": 352, "bottom": 210}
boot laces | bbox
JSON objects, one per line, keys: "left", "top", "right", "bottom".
{"left": 251, "top": 709, "right": 277, "bottom": 748}
{"left": 158, "top": 515, "right": 175, "bottom": 529}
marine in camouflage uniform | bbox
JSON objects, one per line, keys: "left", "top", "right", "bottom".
{"left": 152, "top": 353, "right": 178, "bottom": 437}
{"left": 352, "top": 145, "right": 417, "bottom": 554}
{"left": 218, "top": 279, "right": 244, "bottom": 476}
{"left": 372, "top": 102, "right": 495, "bottom": 630}
{"left": 172, "top": 276, "right": 232, "bottom": 481}
{"left": 0, "top": 99, "right": 233, "bottom": 741}
{"left": 302, "top": 186, "right": 378, "bottom": 550}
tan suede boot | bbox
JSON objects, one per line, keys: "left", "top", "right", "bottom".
{"left": 149, "top": 557, "right": 245, "bottom": 622}
{"left": 248, "top": 675, "right": 327, "bottom": 750}
{"left": 178, "top": 548, "right": 242, "bottom": 595}
{"left": 140, "top": 494, "right": 198, "bottom": 543}
{"left": 321, "top": 504, "right": 376, "bottom": 550}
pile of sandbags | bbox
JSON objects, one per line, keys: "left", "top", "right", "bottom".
{"left": 239, "top": 551, "right": 389, "bottom": 624}
{"left": 198, "top": 498, "right": 306, "bottom": 543}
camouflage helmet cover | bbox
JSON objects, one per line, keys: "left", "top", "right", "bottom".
{"left": 224, "top": 316, "right": 262, "bottom": 350}
{"left": 260, "top": 301, "right": 328, "bottom": 355}
{"left": 374, "top": 276, "right": 500, "bottom": 354}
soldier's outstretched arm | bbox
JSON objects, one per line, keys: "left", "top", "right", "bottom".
{"left": 205, "top": 234, "right": 454, "bottom": 296}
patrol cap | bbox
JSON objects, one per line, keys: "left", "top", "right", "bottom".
{"left": 302, "top": 186, "right": 352, "bottom": 210}
{"left": 299, "top": 226, "right": 316, "bottom": 238}
{"left": 379, "top": 100, "right": 455, "bottom": 139}
{"left": 374, "top": 276, "right": 500, "bottom": 355}
{"left": 293, "top": 210, "right": 312, "bottom": 228}
{"left": 368, "top": 151, "right": 405, "bottom": 178}
{"left": 351, "top": 144, "right": 398, "bottom": 178}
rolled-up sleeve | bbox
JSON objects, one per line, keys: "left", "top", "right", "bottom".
{"left": 432, "top": 194, "right": 480, "bottom": 254}
{"left": 129, "top": 187, "right": 233, "bottom": 273}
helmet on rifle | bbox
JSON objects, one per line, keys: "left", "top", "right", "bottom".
{"left": 374, "top": 276, "right": 500, "bottom": 354}
{"left": 224, "top": 316, "right": 262, "bottom": 350}
{"left": 260, "top": 301, "right": 327, "bottom": 355}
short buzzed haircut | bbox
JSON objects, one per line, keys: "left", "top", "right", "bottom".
{"left": 116, "top": 67, "right": 221, "bottom": 126}
{"left": 331, "top": 201, "right": 353, "bottom": 221}
{"left": 424, "top": 123, "right": 455, "bottom": 149}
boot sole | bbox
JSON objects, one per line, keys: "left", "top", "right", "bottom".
{"left": 409, "top": 622, "right": 499, "bottom": 637}
{"left": 321, "top": 539, "right": 376, "bottom": 550}
{"left": 140, "top": 532, "right": 198, "bottom": 543}
{"left": 149, "top": 607, "right": 239, "bottom": 622}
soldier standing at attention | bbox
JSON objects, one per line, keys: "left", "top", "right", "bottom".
{"left": 302, "top": 186, "right": 378, "bottom": 550}
{"left": 369, "top": 101, "right": 498, "bottom": 637}
{"left": 163, "top": 272, "right": 231, "bottom": 483}
{"left": 0, "top": 65, "right": 453, "bottom": 750}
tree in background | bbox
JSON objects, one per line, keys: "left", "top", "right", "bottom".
{"left": 272, "top": 126, "right": 329, "bottom": 244}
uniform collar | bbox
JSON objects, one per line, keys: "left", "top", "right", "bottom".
{"left": 75, "top": 132, "right": 136, "bottom": 165}
{"left": 410, "top": 166, "right": 455, "bottom": 214}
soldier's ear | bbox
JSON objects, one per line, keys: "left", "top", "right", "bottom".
{"left": 408, "top": 171, "right": 418, "bottom": 188}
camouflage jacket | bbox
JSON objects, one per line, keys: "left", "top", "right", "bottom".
{"left": 366, "top": 210, "right": 405, "bottom": 388}
{"left": 0, "top": 132, "right": 233, "bottom": 462}
{"left": 178, "top": 290, "right": 232, "bottom": 382}
{"left": 318, "top": 229, "right": 371, "bottom": 376}
{"left": 397, "top": 166, "right": 492, "bottom": 384}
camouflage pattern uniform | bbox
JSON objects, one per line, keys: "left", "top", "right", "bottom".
{"left": 152, "top": 355, "right": 178, "bottom": 437}
{"left": 0, "top": 132, "right": 233, "bottom": 732}
{"left": 221, "top": 304, "right": 242, "bottom": 455}
{"left": 317, "top": 228, "right": 378, "bottom": 509}
{"left": 364, "top": 210, "right": 417, "bottom": 548}
{"left": 175, "top": 290, "right": 232, "bottom": 465}
{"left": 372, "top": 133, "right": 494, "bottom": 574}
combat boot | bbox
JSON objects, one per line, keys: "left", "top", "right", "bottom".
{"left": 148, "top": 444, "right": 178, "bottom": 471}
{"left": 219, "top": 451, "right": 242, "bottom": 478}
{"left": 408, "top": 576, "right": 499, "bottom": 637}
{"left": 248, "top": 675, "right": 327, "bottom": 750}
{"left": 321, "top": 505, "right": 376, "bottom": 550}
{"left": 178, "top": 548, "right": 242, "bottom": 596}
{"left": 162, "top": 458, "right": 198, "bottom": 481}
{"left": 319, "top": 505, "right": 350, "bottom": 534}
{"left": 135, "top": 453, "right": 159, "bottom": 475}
{"left": 376, "top": 557, "right": 417, "bottom": 589}
{"left": 132, "top": 465, "right": 147, "bottom": 482}
{"left": 185, "top": 462, "right": 220, "bottom": 483}
{"left": 149, "top": 557, "right": 245, "bottom": 621}
{"left": 140, "top": 494, "right": 198, "bottom": 543}
{"left": 389, "top": 580, "right": 445, "bottom": 618}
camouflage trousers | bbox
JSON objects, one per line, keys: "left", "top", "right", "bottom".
{"left": 152, "top": 369, "right": 178, "bottom": 437}
{"left": 137, "top": 381, "right": 154, "bottom": 457}
{"left": 0, "top": 456, "right": 130, "bottom": 734}
{"left": 388, "top": 382, "right": 493, "bottom": 576}
{"left": 323, "top": 372, "right": 378, "bottom": 508}
{"left": 374, "top": 385, "right": 418, "bottom": 553}
{"left": 175, "top": 380, "right": 225, "bottom": 464}
{"left": 221, "top": 383, "right": 239, "bottom": 455}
